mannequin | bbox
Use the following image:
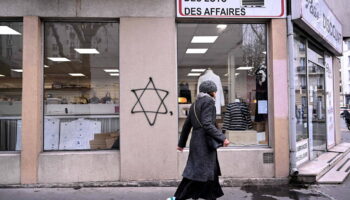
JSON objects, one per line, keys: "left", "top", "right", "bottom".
{"left": 197, "top": 69, "right": 225, "bottom": 115}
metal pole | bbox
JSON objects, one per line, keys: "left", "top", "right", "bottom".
{"left": 287, "top": 15, "right": 298, "bottom": 175}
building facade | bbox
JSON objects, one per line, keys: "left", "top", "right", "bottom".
{"left": 340, "top": 40, "right": 350, "bottom": 107}
{"left": 326, "top": 0, "right": 350, "bottom": 108}
{"left": 0, "top": 0, "right": 342, "bottom": 185}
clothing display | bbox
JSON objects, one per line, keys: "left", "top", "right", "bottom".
{"left": 179, "top": 82, "right": 192, "bottom": 103}
{"left": 223, "top": 102, "right": 253, "bottom": 131}
{"left": 197, "top": 69, "right": 225, "bottom": 115}
{"left": 255, "top": 65, "right": 268, "bottom": 122}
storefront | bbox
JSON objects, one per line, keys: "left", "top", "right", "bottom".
{"left": 0, "top": 0, "right": 296, "bottom": 185}
{"left": 291, "top": 0, "right": 342, "bottom": 167}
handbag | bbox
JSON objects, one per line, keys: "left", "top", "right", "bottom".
{"left": 193, "top": 101, "right": 223, "bottom": 150}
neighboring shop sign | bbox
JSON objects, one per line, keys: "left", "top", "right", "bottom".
{"left": 292, "top": 0, "right": 343, "bottom": 55}
{"left": 325, "top": 54, "right": 335, "bottom": 148}
{"left": 296, "top": 139, "right": 309, "bottom": 166}
{"left": 176, "top": 0, "right": 286, "bottom": 18}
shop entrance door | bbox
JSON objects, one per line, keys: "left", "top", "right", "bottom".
{"left": 307, "top": 47, "right": 327, "bottom": 160}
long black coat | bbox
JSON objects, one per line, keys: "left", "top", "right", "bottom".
{"left": 178, "top": 95, "right": 226, "bottom": 182}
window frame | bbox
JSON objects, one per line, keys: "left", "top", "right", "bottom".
{"left": 176, "top": 21, "right": 271, "bottom": 149}
{"left": 42, "top": 19, "right": 120, "bottom": 152}
{"left": 0, "top": 19, "right": 24, "bottom": 152}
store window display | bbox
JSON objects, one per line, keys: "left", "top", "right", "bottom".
{"left": 177, "top": 23, "right": 268, "bottom": 147}
{"left": 0, "top": 21, "right": 23, "bottom": 151}
{"left": 43, "top": 22, "right": 119, "bottom": 151}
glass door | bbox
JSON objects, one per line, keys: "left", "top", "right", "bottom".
{"left": 307, "top": 46, "right": 327, "bottom": 160}
{"left": 294, "top": 36, "right": 327, "bottom": 165}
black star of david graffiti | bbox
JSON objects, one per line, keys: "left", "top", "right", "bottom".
{"left": 131, "top": 77, "right": 169, "bottom": 126}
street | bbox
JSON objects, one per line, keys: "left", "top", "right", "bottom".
{"left": 0, "top": 185, "right": 333, "bottom": 200}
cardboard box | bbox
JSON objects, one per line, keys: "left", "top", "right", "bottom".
{"left": 253, "top": 122, "right": 265, "bottom": 132}
{"left": 90, "top": 144, "right": 107, "bottom": 150}
{"left": 226, "top": 130, "right": 258, "bottom": 145}
{"left": 94, "top": 133, "right": 111, "bottom": 140}
{"left": 106, "top": 138, "right": 117, "bottom": 148}
{"left": 90, "top": 132, "right": 119, "bottom": 149}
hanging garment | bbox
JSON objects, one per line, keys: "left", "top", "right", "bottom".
{"left": 197, "top": 70, "right": 225, "bottom": 115}
{"left": 255, "top": 65, "right": 268, "bottom": 122}
{"left": 223, "top": 102, "right": 253, "bottom": 131}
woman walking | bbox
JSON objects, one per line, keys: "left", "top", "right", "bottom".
{"left": 169, "top": 80, "right": 230, "bottom": 200}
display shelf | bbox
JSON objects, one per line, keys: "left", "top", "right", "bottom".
{"left": 296, "top": 73, "right": 325, "bottom": 76}
{"left": 44, "top": 114, "right": 119, "bottom": 119}
{"left": 0, "top": 87, "right": 91, "bottom": 91}
{"left": 0, "top": 88, "right": 22, "bottom": 91}
{"left": 0, "top": 116, "right": 21, "bottom": 120}
{"left": 44, "top": 87, "right": 91, "bottom": 91}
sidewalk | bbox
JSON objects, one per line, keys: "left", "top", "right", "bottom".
{"left": 0, "top": 185, "right": 331, "bottom": 200}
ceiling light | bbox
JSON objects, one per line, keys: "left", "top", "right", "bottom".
{"left": 191, "top": 69, "right": 206, "bottom": 72}
{"left": 225, "top": 73, "right": 240, "bottom": 76}
{"left": 187, "top": 73, "right": 201, "bottom": 77}
{"left": 104, "top": 69, "right": 119, "bottom": 73}
{"left": 237, "top": 66, "right": 253, "bottom": 70}
{"left": 44, "top": 65, "right": 49, "bottom": 68}
{"left": 0, "top": 26, "right": 21, "bottom": 35}
{"left": 48, "top": 57, "right": 70, "bottom": 62}
{"left": 11, "top": 69, "right": 23, "bottom": 72}
{"left": 186, "top": 48, "right": 208, "bottom": 54}
{"left": 74, "top": 48, "right": 100, "bottom": 54}
{"left": 68, "top": 73, "right": 85, "bottom": 77}
{"left": 262, "top": 51, "right": 267, "bottom": 54}
{"left": 0, "top": 74, "right": 5, "bottom": 77}
{"left": 191, "top": 36, "right": 218, "bottom": 43}
{"left": 109, "top": 73, "right": 119, "bottom": 76}
{"left": 217, "top": 24, "right": 227, "bottom": 30}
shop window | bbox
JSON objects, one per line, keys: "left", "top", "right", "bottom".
{"left": 0, "top": 21, "right": 23, "bottom": 151}
{"left": 43, "top": 22, "right": 119, "bottom": 151}
{"left": 177, "top": 24, "right": 268, "bottom": 147}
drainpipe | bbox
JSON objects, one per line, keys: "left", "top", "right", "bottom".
{"left": 287, "top": 15, "right": 298, "bottom": 176}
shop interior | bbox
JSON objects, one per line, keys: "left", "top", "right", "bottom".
{"left": 177, "top": 23, "right": 269, "bottom": 147}
{"left": 0, "top": 22, "right": 23, "bottom": 151}
{"left": 0, "top": 21, "right": 121, "bottom": 151}
{"left": 43, "top": 22, "right": 120, "bottom": 151}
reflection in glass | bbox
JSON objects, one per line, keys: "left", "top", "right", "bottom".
{"left": 177, "top": 24, "right": 268, "bottom": 147}
{"left": 307, "top": 59, "right": 326, "bottom": 159}
{"left": 294, "top": 36, "right": 308, "bottom": 146}
{"left": 0, "top": 22, "right": 23, "bottom": 151}
{"left": 44, "top": 22, "right": 119, "bottom": 151}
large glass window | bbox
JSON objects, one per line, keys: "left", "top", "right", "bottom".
{"left": 43, "top": 22, "right": 119, "bottom": 151}
{"left": 0, "top": 22, "right": 23, "bottom": 151}
{"left": 177, "top": 24, "right": 268, "bottom": 147}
